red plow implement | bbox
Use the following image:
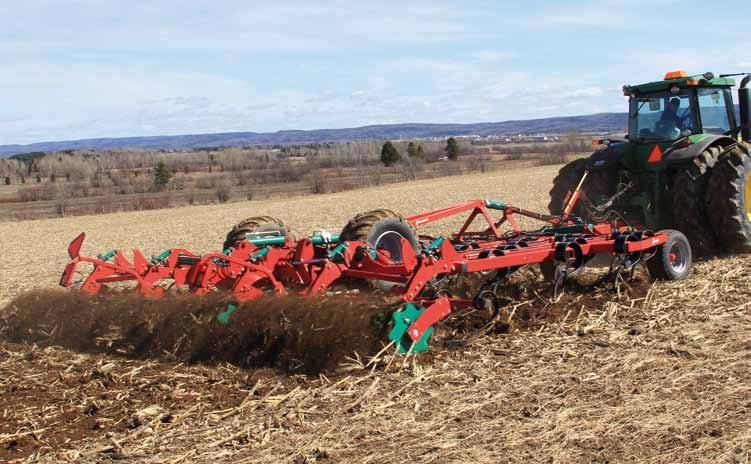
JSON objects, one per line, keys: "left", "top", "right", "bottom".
{"left": 60, "top": 196, "right": 692, "bottom": 353}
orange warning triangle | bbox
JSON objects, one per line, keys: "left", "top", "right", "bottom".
{"left": 647, "top": 145, "right": 663, "bottom": 163}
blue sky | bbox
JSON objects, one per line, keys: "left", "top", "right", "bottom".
{"left": 1, "top": 0, "right": 749, "bottom": 145}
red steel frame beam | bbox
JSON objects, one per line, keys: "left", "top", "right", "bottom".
{"left": 60, "top": 198, "right": 667, "bottom": 304}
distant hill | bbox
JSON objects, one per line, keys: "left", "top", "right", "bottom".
{"left": 0, "top": 112, "right": 628, "bottom": 157}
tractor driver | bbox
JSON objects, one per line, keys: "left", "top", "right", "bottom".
{"left": 660, "top": 97, "right": 684, "bottom": 130}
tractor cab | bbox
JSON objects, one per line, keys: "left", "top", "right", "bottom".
{"left": 590, "top": 71, "right": 749, "bottom": 176}
{"left": 625, "top": 71, "right": 741, "bottom": 146}
{"left": 552, "top": 70, "right": 751, "bottom": 257}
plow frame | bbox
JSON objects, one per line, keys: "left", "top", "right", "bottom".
{"left": 60, "top": 197, "right": 673, "bottom": 352}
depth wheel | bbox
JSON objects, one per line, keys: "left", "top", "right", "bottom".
{"left": 339, "top": 209, "right": 419, "bottom": 262}
{"left": 223, "top": 216, "right": 288, "bottom": 251}
{"left": 340, "top": 209, "right": 419, "bottom": 291}
{"left": 647, "top": 229, "right": 692, "bottom": 281}
{"left": 707, "top": 143, "right": 751, "bottom": 253}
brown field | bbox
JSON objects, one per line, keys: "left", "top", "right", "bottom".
{"left": 1, "top": 164, "right": 751, "bottom": 463}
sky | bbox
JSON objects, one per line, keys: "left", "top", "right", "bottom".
{"left": 1, "top": 0, "right": 749, "bottom": 145}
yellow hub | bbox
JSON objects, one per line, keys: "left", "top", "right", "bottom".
{"left": 746, "top": 172, "right": 751, "bottom": 222}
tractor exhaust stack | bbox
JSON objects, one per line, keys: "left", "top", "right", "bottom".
{"left": 739, "top": 74, "right": 751, "bottom": 142}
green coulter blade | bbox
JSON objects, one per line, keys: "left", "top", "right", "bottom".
{"left": 217, "top": 302, "right": 238, "bottom": 325}
{"left": 388, "top": 302, "right": 434, "bottom": 354}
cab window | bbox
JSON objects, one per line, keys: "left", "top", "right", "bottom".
{"left": 632, "top": 92, "right": 694, "bottom": 142}
{"left": 698, "top": 88, "right": 731, "bottom": 134}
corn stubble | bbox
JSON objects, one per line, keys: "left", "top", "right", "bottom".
{"left": 1, "top": 166, "right": 750, "bottom": 463}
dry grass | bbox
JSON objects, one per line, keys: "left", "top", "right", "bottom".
{"left": 1, "top": 165, "right": 751, "bottom": 463}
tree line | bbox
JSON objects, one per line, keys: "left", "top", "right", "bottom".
{"left": 380, "top": 137, "right": 461, "bottom": 167}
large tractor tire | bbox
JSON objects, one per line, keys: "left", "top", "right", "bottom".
{"left": 339, "top": 209, "right": 419, "bottom": 263}
{"left": 548, "top": 158, "right": 617, "bottom": 220}
{"left": 707, "top": 143, "right": 751, "bottom": 253}
{"left": 223, "top": 216, "right": 288, "bottom": 251}
{"left": 671, "top": 146, "right": 722, "bottom": 257}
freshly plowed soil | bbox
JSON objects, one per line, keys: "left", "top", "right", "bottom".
{"left": 0, "top": 268, "right": 659, "bottom": 463}
{"left": 1, "top": 168, "right": 750, "bottom": 463}
{"left": 0, "top": 290, "right": 395, "bottom": 375}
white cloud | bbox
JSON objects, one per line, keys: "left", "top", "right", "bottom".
{"left": 738, "top": 62, "right": 751, "bottom": 69}
{"left": 0, "top": 1, "right": 482, "bottom": 57}
{"left": 0, "top": 54, "right": 628, "bottom": 145}
{"left": 469, "top": 50, "right": 516, "bottom": 62}
{"left": 2, "top": 0, "right": 745, "bottom": 145}
{"left": 536, "top": 11, "right": 618, "bottom": 26}
{"left": 388, "top": 58, "right": 463, "bottom": 74}
{"left": 571, "top": 87, "right": 604, "bottom": 98}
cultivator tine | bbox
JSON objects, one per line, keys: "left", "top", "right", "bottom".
{"left": 388, "top": 302, "right": 434, "bottom": 354}
{"left": 388, "top": 297, "right": 452, "bottom": 353}
{"left": 607, "top": 230, "right": 658, "bottom": 291}
{"left": 217, "top": 302, "right": 238, "bottom": 324}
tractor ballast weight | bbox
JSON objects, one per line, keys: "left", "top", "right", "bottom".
{"left": 550, "top": 70, "right": 751, "bottom": 257}
{"left": 60, "top": 193, "right": 691, "bottom": 354}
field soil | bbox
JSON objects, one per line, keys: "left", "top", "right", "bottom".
{"left": 1, "top": 164, "right": 750, "bottom": 463}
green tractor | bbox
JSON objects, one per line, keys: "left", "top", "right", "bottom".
{"left": 550, "top": 70, "right": 751, "bottom": 256}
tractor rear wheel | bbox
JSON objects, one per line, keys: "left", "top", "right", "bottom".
{"left": 671, "top": 146, "right": 722, "bottom": 257}
{"left": 223, "top": 216, "right": 288, "bottom": 251}
{"left": 707, "top": 143, "right": 751, "bottom": 253}
{"left": 548, "top": 158, "right": 617, "bottom": 221}
{"left": 339, "top": 209, "right": 419, "bottom": 262}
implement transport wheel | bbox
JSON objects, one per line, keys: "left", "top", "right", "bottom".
{"left": 548, "top": 158, "right": 617, "bottom": 221}
{"left": 223, "top": 216, "right": 288, "bottom": 251}
{"left": 339, "top": 209, "right": 419, "bottom": 262}
{"left": 707, "top": 143, "right": 751, "bottom": 253}
{"left": 671, "top": 146, "right": 723, "bottom": 257}
{"left": 647, "top": 230, "right": 692, "bottom": 281}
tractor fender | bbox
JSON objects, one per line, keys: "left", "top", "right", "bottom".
{"left": 584, "top": 142, "right": 627, "bottom": 171}
{"left": 663, "top": 135, "right": 736, "bottom": 164}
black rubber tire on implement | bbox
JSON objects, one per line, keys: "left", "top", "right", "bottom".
{"left": 707, "top": 142, "right": 751, "bottom": 253}
{"left": 339, "top": 209, "right": 419, "bottom": 263}
{"left": 671, "top": 146, "right": 723, "bottom": 257}
{"left": 547, "top": 158, "right": 617, "bottom": 221}
{"left": 223, "top": 216, "right": 288, "bottom": 251}
{"left": 647, "top": 229, "right": 692, "bottom": 281}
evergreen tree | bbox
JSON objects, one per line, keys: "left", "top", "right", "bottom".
{"left": 380, "top": 141, "right": 401, "bottom": 166}
{"left": 154, "top": 161, "right": 172, "bottom": 190}
{"left": 446, "top": 137, "right": 460, "bottom": 161}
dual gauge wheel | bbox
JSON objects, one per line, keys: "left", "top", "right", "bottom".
{"left": 223, "top": 209, "right": 419, "bottom": 266}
